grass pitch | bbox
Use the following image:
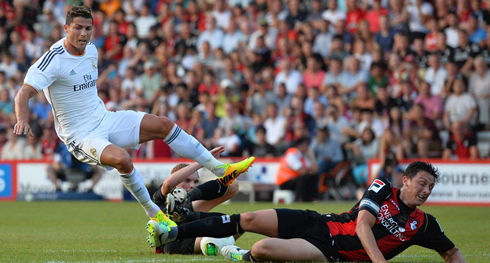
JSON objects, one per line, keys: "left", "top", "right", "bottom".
{"left": 0, "top": 201, "right": 489, "bottom": 263}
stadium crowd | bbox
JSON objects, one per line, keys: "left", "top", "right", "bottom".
{"left": 0, "top": 0, "right": 489, "bottom": 195}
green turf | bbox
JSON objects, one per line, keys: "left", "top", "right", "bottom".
{"left": 0, "top": 201, "right": 488, "bottom": 262}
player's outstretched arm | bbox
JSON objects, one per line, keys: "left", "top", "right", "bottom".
{"left": 438, "top": 246, "right": 468, "bottom": 263}
{"left": 162, "top": 162, "right": 203, "bottom": 195}
{"left": 161, "top": 146, "right": 225, "bottom": 195}
{"left": 356, "top": 210, "right": 388, "bottom": 263}
{"left": 13, "top": 85, "right": 38, "bottom": 137}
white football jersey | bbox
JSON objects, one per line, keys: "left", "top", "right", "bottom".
{"left": 24, "top": 38, "right": 107, "bottom": 144}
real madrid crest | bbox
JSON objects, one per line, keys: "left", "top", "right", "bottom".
{"left": 90, "top": 148, "right": 97, "bottom": 157}
{"left": 91, "top": 60, "right": 97, "bottom": 71}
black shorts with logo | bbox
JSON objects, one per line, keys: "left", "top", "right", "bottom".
{"left": 275, "top": 209, "right": 345, "bottom": 262}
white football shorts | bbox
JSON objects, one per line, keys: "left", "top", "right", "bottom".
{"left": 66, "top": 110, "right": 146, "bottom": 167}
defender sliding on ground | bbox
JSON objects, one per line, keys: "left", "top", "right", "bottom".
{"left": 147, "top": 162, "right": 467, "bottom": 262}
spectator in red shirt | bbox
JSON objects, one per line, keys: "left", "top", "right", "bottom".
{"left": 364, "top": 0, "right": 389, "bottom": 33}
{"left": 457, "top": 0, "right": 472, "bottom": 25}
{"left": 345, "top": 0, "right": 366, "bottom": 33}
{"left": 442, "top": 121, "right": 479, "bottom": 160}
{"left": 276, "top": 19, "right": 298, "bottom": 45}
{"left": 113, "top": 9, "right": 130, "bottom": 35}
{"left": 424, "top": 17, "right": 439, "bottom": 52}
{"left": 157, "top": 2, "right": 172, "bottom": 29}
{"left": 198, "top": 71, "right": 219, "bottom": 95}
{"left": 103, "top": 20, "right": 127, "bottom": 62}
{"left": 185, "top": 0, "right": 206, "bottom": 34}
{"left": 302, "top": 56, "right": 326, "bottom": 90}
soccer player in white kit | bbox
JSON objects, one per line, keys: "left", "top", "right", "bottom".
{"left": 13, "top": 6, "right": 254, "bottom": 225}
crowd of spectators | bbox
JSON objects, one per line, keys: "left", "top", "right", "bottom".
{"left": 1, "top": 0, "right": 489, "bottom": 190}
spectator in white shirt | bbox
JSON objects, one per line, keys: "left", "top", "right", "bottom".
{"left": 43, "top": 0, "right": 65, "bottom": 26}
{"left": 339, "top": 56, "right": 369, "bottom": 99}
{"left": 469, "top": 56, "right": 490, "bottom": 129}
{"left": 211, "top": 127, "right": 242, "bottom": 157}
{"left": 325, "top": 104, "right": 350, "bottom": 145}
{"left": 121, "top": 67, "right": 142, "bottom": 101}
{"left": 313, "top": 19, "right": 334, "bottom": 58}
{"left": 248, "top": 20, "right": 278, "bottom": 51}
{"left": 353, "top": 39, "right": 373, "bottom": 72}
{"left": 264, "top": 0, "right": 288, "bottom": 27}
{"left": 222, "top": 19, "right": 245, "bottom": 54}
{"left": 274, "top": 59, "right": 303, "bottom": 94}
{"left": 197, "top": 16, "right": 225, "bottom": 50}
{"left": 1, "top": 126, "right": 26, "bottom": 160}
{"left": 0, "top": 52, "right": 18, "bottom": 79}
{"left": 212, "top": 0, "right": 232, "bottom": 30}
{"left": 24, "top": 29, "right": 43, "bottom": 60}
{"left": 304, "top": 88, "right": 328, "bottom": 118}
{"left": 263, "top": 103, "right": 287, "bottom": 146}
{"left": 322, "top": 0, "right": 346, "bottom": 28}
{"left": 358, "top": 109, "right": 385, "bottom": 138}
{"left": 121, "top": 0, "right": 144, "bottom": 22}
{"left": 444, "top": 78, "right": 477, "bottom": 129}
{"left": 406, "top": 0, "right": 433, "bottom": 37}
{"left": 444, "top": 12, "right": 460, "bottom": 48}
{"left": 134, "top": 3, "right": 157, "bottom": 39}
{"left": 424, "top": 53, "right": 448, "bottom": 97}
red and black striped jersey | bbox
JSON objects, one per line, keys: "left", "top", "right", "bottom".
{"left": 322, "top": 178, "right": 455, "bottom": 261}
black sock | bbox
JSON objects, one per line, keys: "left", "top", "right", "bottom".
{"left": 187, "top": 180, "right": 228, "bottom": 201}
{"left": 184, "top": 211, "right": 225, "bottom": 223}
{"left": 242, "top": 251, "right": 256, "bottom": 262}
{"left": 177, "top": 214, "right": 243, "bottom": 239}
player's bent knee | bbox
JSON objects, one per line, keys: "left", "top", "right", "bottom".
{"left": 157, "top": 116, "right": 175, "bottom": 134}
{"left": 110, "top": 151, "right": 133, "bottom": 173}
{"left": 240, "top": 212, "right": 257, "bottom": 229}
{"left": 250, "top": 240, "right": 273, "bottom": 260}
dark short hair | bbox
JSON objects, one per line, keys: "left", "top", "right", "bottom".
{"left": 66, "top": 6, "right": 93, "bottom": 25}
{"left": 404, "top": 161, "right": 440, "bottom": 180}
{"left": 256, "top": 125, "right": 266, "bottom": 134}
{"left": 333, "top": 35, "right": 343, "bottom": 42}
{"left": 370, "top": 62, "right": 383, "bottom": 70}
{"left": 317, "top": 125, "right": 329, "bottom": 133}
{"left": 177, "top": 83, "right": 188, "bottom": 90}
{"left": 360, "top": 108, "right": 374, "bottom": 114}
{"left": 293, "top": 137, "right": 309, "bottom": 147}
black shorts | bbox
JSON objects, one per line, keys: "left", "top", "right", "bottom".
{"left": 163, "top": 238, "right": 197, "bottom": 254}
{"left": 275, "top": 209, "right": 344, "bottom": 262}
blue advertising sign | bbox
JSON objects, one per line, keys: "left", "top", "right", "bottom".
{"left": 0, "top": 164, "right": 13, "bottom": 199}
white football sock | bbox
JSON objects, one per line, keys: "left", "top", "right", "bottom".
{"left": 120, "top": 168, "right": 160, "bottom": 218}
{"left": 164, "top": 125, "right": 225, "bottom": 176}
